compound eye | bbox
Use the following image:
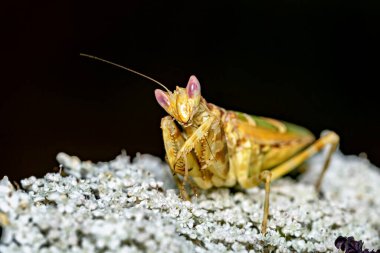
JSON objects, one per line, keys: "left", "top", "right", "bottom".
{"left": 186, "top": 75, "right": 201, "bottom": 98}
{"left": 154, "top": 89, "right": 170, "bottom": 109}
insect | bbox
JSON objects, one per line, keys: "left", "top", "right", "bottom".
{"left": 80, "top": 53, "right": 340, "bottom": 234}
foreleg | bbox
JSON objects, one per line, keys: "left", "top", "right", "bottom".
{"left": 174, "top": 115, "right": 216, "bottom": 166}
{"left": 161, "top": 116, "right": 212, "bottom": 199}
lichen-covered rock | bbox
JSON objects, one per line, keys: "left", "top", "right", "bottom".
{"left": 0, "top": 151, "right": 379, "bottom": 252}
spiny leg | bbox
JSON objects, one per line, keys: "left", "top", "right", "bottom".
{"left": 174, "top": 114, "right": 216, "bottom": 166}
{"left": 270, "top": 131, "right": 340, "bottom": 191}
{"left": 161, "top": 116, "right": 205, "bottom": 200}
{"left": 259, "top": 170, "right": 272, "bottom": 235}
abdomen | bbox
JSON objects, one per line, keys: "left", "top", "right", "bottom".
{"left": 232, "top": 111, "right": 315, "bottom": 170}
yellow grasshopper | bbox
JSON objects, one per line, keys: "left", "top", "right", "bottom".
{"left": 80, "top": 54, "right": 340, "bottom": 235}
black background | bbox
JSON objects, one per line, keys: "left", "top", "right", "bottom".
{"left": 2, "top": 1, "right": 379, "bottom": 181}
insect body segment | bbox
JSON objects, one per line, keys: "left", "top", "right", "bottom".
{"left": 155, "top": 75, "right": 339, "bottom": 235}
{"left": 154, "top": 75, "right": 201, "bottom": 126}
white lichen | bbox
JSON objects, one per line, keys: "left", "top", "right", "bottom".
{"left": 0, "top": 151, "right": 379, "bottom": 252}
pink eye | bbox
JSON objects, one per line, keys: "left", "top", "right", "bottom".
{"left": 155, "top": 89, "right": 170, "bottom": 108}
{"left": 188, "top": 82, "right": 197, "bottom": 97}
{"left": 186, "top": 75, "right": 201, "bottom": 98}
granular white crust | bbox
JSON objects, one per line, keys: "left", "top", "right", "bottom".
{"left": 0, "top": 150, "right": 379, "bottom": 252}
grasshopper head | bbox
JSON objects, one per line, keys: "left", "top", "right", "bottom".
{"left": 155, "top": 75, "right": 201, "bottom": 126}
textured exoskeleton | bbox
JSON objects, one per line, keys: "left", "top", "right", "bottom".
{"left": 79, "top": 53, "right": 339, "bottom": 235}
{"left": 155, "top": 75, "right": 339, "bottom": 234}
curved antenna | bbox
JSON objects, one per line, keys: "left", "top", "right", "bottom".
{"left": 80, "top": 53, "right": 171, "bottom": 93}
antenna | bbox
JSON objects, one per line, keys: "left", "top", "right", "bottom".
{"left": 80, "top": 53, "right": 171, "bottom": 93}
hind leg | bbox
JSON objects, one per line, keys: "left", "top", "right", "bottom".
{"left": 270, "top": 131, "right": 339, "bottom": 191}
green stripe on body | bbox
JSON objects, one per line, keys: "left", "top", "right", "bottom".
{"left": 235, "top": 111, "right": 313, "bottom": 136}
